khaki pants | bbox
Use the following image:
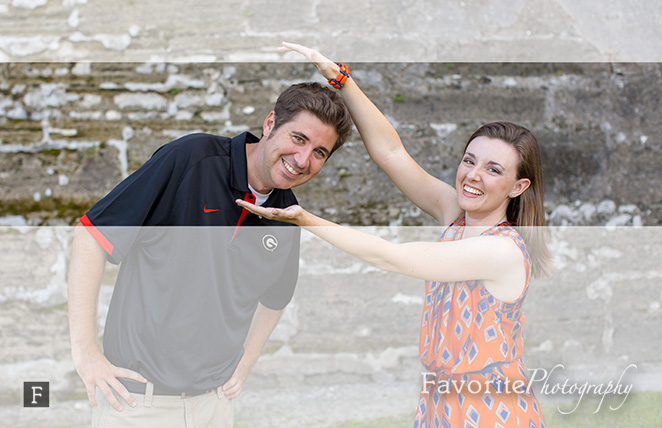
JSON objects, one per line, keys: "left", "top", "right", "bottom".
{"left": 92, "top": 383, "right": 233, "bottom": 428}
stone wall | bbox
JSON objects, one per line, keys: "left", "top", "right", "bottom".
{"left": 1, "top": 61, "right": 661, "bottom": 427}
{"left": 1, "top": 224, "right": 661, "bottom": 427}
{"left": 2, "top": 62, "right": 661, "bottom": 226}
{"left": 2, "top": 0, "right": 661, "bottom": 63}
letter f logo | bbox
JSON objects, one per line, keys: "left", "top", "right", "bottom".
{"left": 23, "top": 382, "right": 49, "bottom": 407}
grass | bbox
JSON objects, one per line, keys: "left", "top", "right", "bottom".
{"left": 321, "top": 392, "right": 662, "bottom": 428}
{"left": 543, "top": 391, "right": 662, "bottom": 428}
{"left": 322, "top": 413, "right": 412, "bottom": 428}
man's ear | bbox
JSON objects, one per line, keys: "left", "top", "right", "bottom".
{"left": 262, "top": 111, "right": 276, "bottom": 139}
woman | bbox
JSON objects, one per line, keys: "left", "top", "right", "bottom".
{"left": 239, "top": 42, "right": 551, "bottom": 428}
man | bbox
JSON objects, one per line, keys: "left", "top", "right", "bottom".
{"left": 68, "top": 82, "right": 352, "bottom": 427}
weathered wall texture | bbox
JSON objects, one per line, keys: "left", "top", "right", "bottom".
{"left": 1, "top": 0, "right": 661, "bottom": 62}
{"left": 2, "top": 2, "right": 661, "bottom": 426}
{"left": 1, "top": 62, "right": 661, "bottom": 227}
{"left": 1, "top": 61, "right": 661, "bottom": 427}
{"left": 1, "top": 225, "right": 661, "bottom": 427}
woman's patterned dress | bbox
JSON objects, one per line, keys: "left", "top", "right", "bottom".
{"left": 414, "top": 217, "right": 546, "bottom": 428}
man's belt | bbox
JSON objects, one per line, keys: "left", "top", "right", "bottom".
{"left": 121, "top": 378, "right": 218, "bottom": 398}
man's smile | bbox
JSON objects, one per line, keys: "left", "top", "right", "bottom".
{"left": 282, "top": 158, "right": 302, "bottom": 176}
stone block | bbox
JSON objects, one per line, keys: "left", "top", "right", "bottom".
{"left": 290, "top": 269, "right": 421, "bottom": 353}
{"left": 0, "top": 148, "right": 121, "bottom": 222}
{"left": 0, "top": 227, "right": 72, "bottom": 309}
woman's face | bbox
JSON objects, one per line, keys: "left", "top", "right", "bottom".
{"left": 455, "top": 136, "right": 530, "bottom": 221}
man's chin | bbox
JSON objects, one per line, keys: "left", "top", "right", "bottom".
{"left": 278, "top": 181, "right": 303, "bottom": 190}
{"left": 275, "top": 174, "right": 312, "bottom": 189}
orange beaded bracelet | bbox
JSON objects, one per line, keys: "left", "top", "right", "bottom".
{"left": 328, "top": 62, "right": 350, "bottom": 89}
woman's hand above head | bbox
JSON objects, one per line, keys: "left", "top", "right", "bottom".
{"left": 278, "top": 42, "right": 340, "bottom": 81}
{"left": 235, "top": 199, "right": 306, "bottom": 226}
{"left": 278, "top": 42, "right": 459, "bottom": 226}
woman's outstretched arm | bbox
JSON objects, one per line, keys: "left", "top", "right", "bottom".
{"left": 236, "top": 200, "right": 527, "bottom": 302}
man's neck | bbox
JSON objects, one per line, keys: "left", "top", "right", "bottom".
{"left": 244, "top": 140, "right": 273, "bottom": 194}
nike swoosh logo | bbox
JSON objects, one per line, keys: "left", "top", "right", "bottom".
{"left": 204, "top": 205, "right": 220, "bottom": 213}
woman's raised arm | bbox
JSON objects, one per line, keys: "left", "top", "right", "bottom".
{"left": 280, "top": 42, "right": 461, "bottom": 226}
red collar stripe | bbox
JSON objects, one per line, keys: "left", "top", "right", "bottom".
{"left": 230, "top": 192, "right": 256, "bottom": 243}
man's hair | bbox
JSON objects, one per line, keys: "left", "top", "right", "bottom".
{"left": 272, "top": 82, "right": 353, "bottom": 155}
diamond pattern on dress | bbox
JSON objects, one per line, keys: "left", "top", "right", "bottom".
{"left": 496, "top": 402, "right": 511, "bottom": 423}
{"left": 415, "top": 218, "right": 545, "bottom": 428}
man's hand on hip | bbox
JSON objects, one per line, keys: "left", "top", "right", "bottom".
{"left": 221, "top": 363, "right": 249, "bottom": 400}
{"left": 73, "top": 347, "right": 147, "bottom": 411}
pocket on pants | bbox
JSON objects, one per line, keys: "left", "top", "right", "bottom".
{"left": 92, "top": 389, "right": 112, "bottom": 428}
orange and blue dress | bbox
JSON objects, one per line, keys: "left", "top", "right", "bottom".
{"left": 414, "top": 217, "right": 546, "bottom": 428}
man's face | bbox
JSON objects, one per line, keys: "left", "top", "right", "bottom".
{"left": 248, "top": 110, "right": 338, "bottom": 193}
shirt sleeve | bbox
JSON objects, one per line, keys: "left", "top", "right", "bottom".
{"left": 81, "top": 142, "right": 187, "bottom": 264}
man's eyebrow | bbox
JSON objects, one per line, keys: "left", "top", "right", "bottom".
{"left": 291, "top": 130, "right": 310, "bottom": 141}
{"left": 316, "top": 145, "right": 331, "bottom": 156}
{"left": 292, "top": 131, "right": 331, "bottom": 156}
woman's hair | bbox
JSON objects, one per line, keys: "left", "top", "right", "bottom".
{"left": 465, "top": 122, "right": 552, "bottom": 278}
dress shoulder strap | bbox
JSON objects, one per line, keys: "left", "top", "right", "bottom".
{"left": 483, "top": 224, "right": 532, "bottom": 285}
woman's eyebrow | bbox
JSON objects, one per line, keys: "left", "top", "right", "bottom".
{"left": 465, "top": 152, "right": 506, "bottom": 170}
{"left": 487, "top": 160, "right": 505, "bottom": 170}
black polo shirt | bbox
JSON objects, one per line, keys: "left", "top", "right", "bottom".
{"left": 80, "top": 132, "right": 300, "bottom": 393}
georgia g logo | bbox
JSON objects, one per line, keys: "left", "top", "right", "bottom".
{"left": 262, "top": 234, "right": 278, "bottom": 252}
